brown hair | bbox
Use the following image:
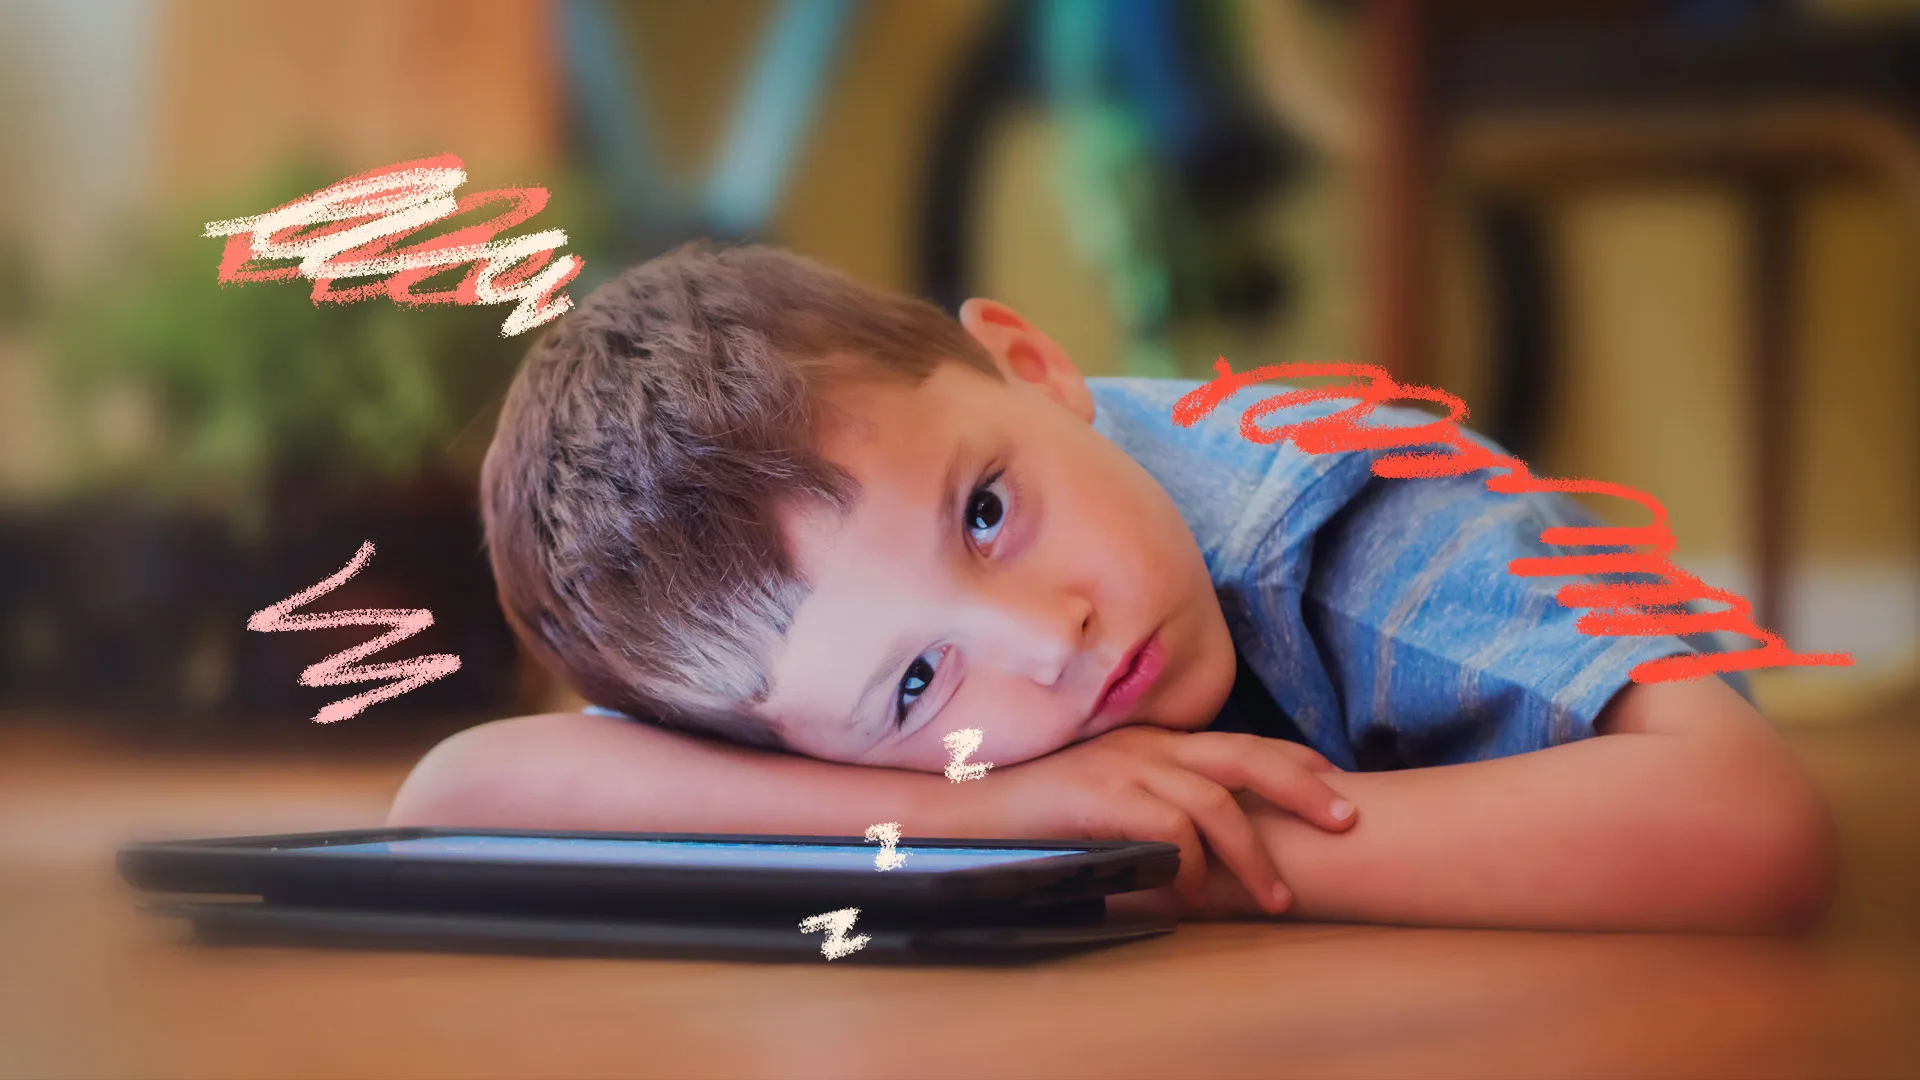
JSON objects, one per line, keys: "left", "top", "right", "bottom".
{"left": 481, "top": 242, "right": 1000, "bottom": 747}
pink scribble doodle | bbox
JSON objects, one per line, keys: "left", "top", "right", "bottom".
{"left": 246, "top": 541, "right": 462, "bottom": 724}
{"left": 202, "top": 153, "right": 582, "bottom": 337}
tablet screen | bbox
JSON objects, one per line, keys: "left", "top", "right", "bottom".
{"left": 289, "top": 835, "right": 1085, "bottom": 873}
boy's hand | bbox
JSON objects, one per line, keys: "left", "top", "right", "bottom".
{"left": 979, "top": 727, "right": 1356, "bottom": 914}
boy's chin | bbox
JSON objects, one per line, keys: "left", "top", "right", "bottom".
{"left": 1175, "top": 656, "right": 1239, "bottom": 733}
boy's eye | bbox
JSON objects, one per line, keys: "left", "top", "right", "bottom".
{"left": 965, "top": 471, "right": 1010, "bottom": 548}
{"left": 895, "top": 649, "right": 941, "bottom": 726}
{"left": 893, "top": 470, "right": 1011, "bottom": 729}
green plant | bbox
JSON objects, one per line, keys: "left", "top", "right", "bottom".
{"left": 46, "top": 157, "right": 612, "bottom": 534}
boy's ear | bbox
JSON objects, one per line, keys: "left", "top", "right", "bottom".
{"left": 958, "top": 298, "right": 1094, "bottom": 423}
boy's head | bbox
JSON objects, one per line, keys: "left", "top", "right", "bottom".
{"left": 482, "top": 243, "right": 1235, "bottom": 771}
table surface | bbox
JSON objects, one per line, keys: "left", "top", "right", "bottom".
{"left": 4, "top": 716, "right": 1918, "bottom": 1080}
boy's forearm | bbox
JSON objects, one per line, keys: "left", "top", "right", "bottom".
{"left": 1245, "top": 723, "right": 1835, "bottom": 933}
{"left": 388, "top": 712, "right": 986, "bottom": 837}
{"left": 598, "top": 741, "right": 963, "bottom": 837}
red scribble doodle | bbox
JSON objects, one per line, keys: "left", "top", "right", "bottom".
{"left": 246, "top": 541, "right": 463, "bottom": 723}
{"left": 1173, "top": 359, "right": 1853, "bottom": 684}
{"left": 202, "top": 153, "right": 583, "bottom": 337}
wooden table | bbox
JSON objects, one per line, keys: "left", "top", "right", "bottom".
{"left": 4, "top": 718, "right": 1917, "bottom": 1079}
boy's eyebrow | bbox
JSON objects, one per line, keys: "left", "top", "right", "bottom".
{"left": 845, "top": 438, "right": 972, "bottom": 730}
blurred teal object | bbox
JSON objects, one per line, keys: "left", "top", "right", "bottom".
{"left": 1035, "top": 0, "right": 1296, "bottom": 377}
{"left": 560, "top": 0, "right": 858, "bottom": 277}
{"left": 557, "top": 0, "right": 682, "bottom": 255}
{"left": 704, "top": 0, "right": 859, "bottom": 236}
{"left": 1043, "top": 0, "right": 1177, "bottom": 378}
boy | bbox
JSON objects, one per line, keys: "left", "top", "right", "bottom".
{"left": 391, "top": 243, "right": 1835, "bottom": 932}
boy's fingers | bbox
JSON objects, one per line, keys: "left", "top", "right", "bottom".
{"left": 1204, "top": 858, "right": 1293, "bottom": 918}
{"left": 1237, "top": 735, "right": 1340, "bottom": 773}
{"left": 1162, "top": 817, "right": 1210, "bottom": 909}
{"left": 1285, "top": 744, "right": 1342, "bottom": 773}
{"left": 1118, "top": 794, "right": 1210, "bottom": 908}
{"left": 1185, "top": 731, "right": 1336, "bottom": 773}
{"left": 1137, "top": 769, "right": 1288, "bottom": 916}
{"left": 1180, "top": 730, "right": 1339, "bottom": 774}
{"left": 1177, "top": 740, "right": 1357, "bottom": 832}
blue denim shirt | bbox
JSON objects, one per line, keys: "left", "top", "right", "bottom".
{"left": 588, "top": 374, "right": 1749, "bottom": 770}
{"left": 1087, "top": 376, "right": 1749, "bottom": 773}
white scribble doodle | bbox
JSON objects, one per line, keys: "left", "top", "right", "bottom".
{"left": 942, "top": 728, "right": 993, "bottom": 783}
{"left": 814, "top": 746, "right": 994, "bottom": 956}
{"left": 799, "top": 907, "right": 870, "bottom": 960}
{"left": 864, "top": 822, "right": 906, "bottom": 871}
{"left": 204, "top": 153, "right": 582, "bottom": 337}
{"left": 245, "top": 541, "right": 462, "bottom": 723}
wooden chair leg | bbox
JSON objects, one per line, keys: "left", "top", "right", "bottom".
{"left": 1365, "top": 0, "right": 1431, "bottom": 386}
{"left": 1749, "top": 182, "right": 1796, "bottom": 637}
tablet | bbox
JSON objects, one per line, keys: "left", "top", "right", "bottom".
{"left": 149, "top": 897, "right": 1177, "bottom": 963}
{"left": 118, "top": 827, "right": 1181, "bottom": 917}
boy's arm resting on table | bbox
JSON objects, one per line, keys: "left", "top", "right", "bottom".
{"left": 387, "top": 675, "right": 1834, "bottom": 934}
{"left": 387, "top": 711, "right": 966, "bottom": 837}
{"left": 1205, "top": 674, "right": 1839, "bottom": 934}
{"left": 386, "top": 709, "right": 1356, "bottom": 912}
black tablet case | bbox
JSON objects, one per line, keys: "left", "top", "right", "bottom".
{"left": 122, "top": 827, "right": 1181, "bottom": 963}
{"left": 152, "top": 897, "right": 1176, "bottom": 963}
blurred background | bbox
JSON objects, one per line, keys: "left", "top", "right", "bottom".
{"left": 4, "top": 0, "right": 1920, "bottom": 747}
{"left": 3, "top": 0, "right": 1919, "bottom": 742}
{"left": 3, "top": 2, "right": 1920, "bottom": 1075}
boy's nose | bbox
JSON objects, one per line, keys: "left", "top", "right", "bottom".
{"left": 971, "top": 583, "right": 1093, "bottom": 687}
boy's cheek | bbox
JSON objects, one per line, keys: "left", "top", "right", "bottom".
{"left": 963, "top": 722, "right": 1079, "bottom": 772}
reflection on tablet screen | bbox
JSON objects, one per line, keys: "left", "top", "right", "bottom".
{"left": 289, "top": 836, "right": 1085, "bottom": 872}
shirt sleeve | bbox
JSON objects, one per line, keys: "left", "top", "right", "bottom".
{"left": 1266, "top": 454, "right": 1728, "bottom": 771}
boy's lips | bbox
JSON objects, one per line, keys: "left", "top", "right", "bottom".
{"left": 1089, "top": 628, "right": 1165, "bottom": 728}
